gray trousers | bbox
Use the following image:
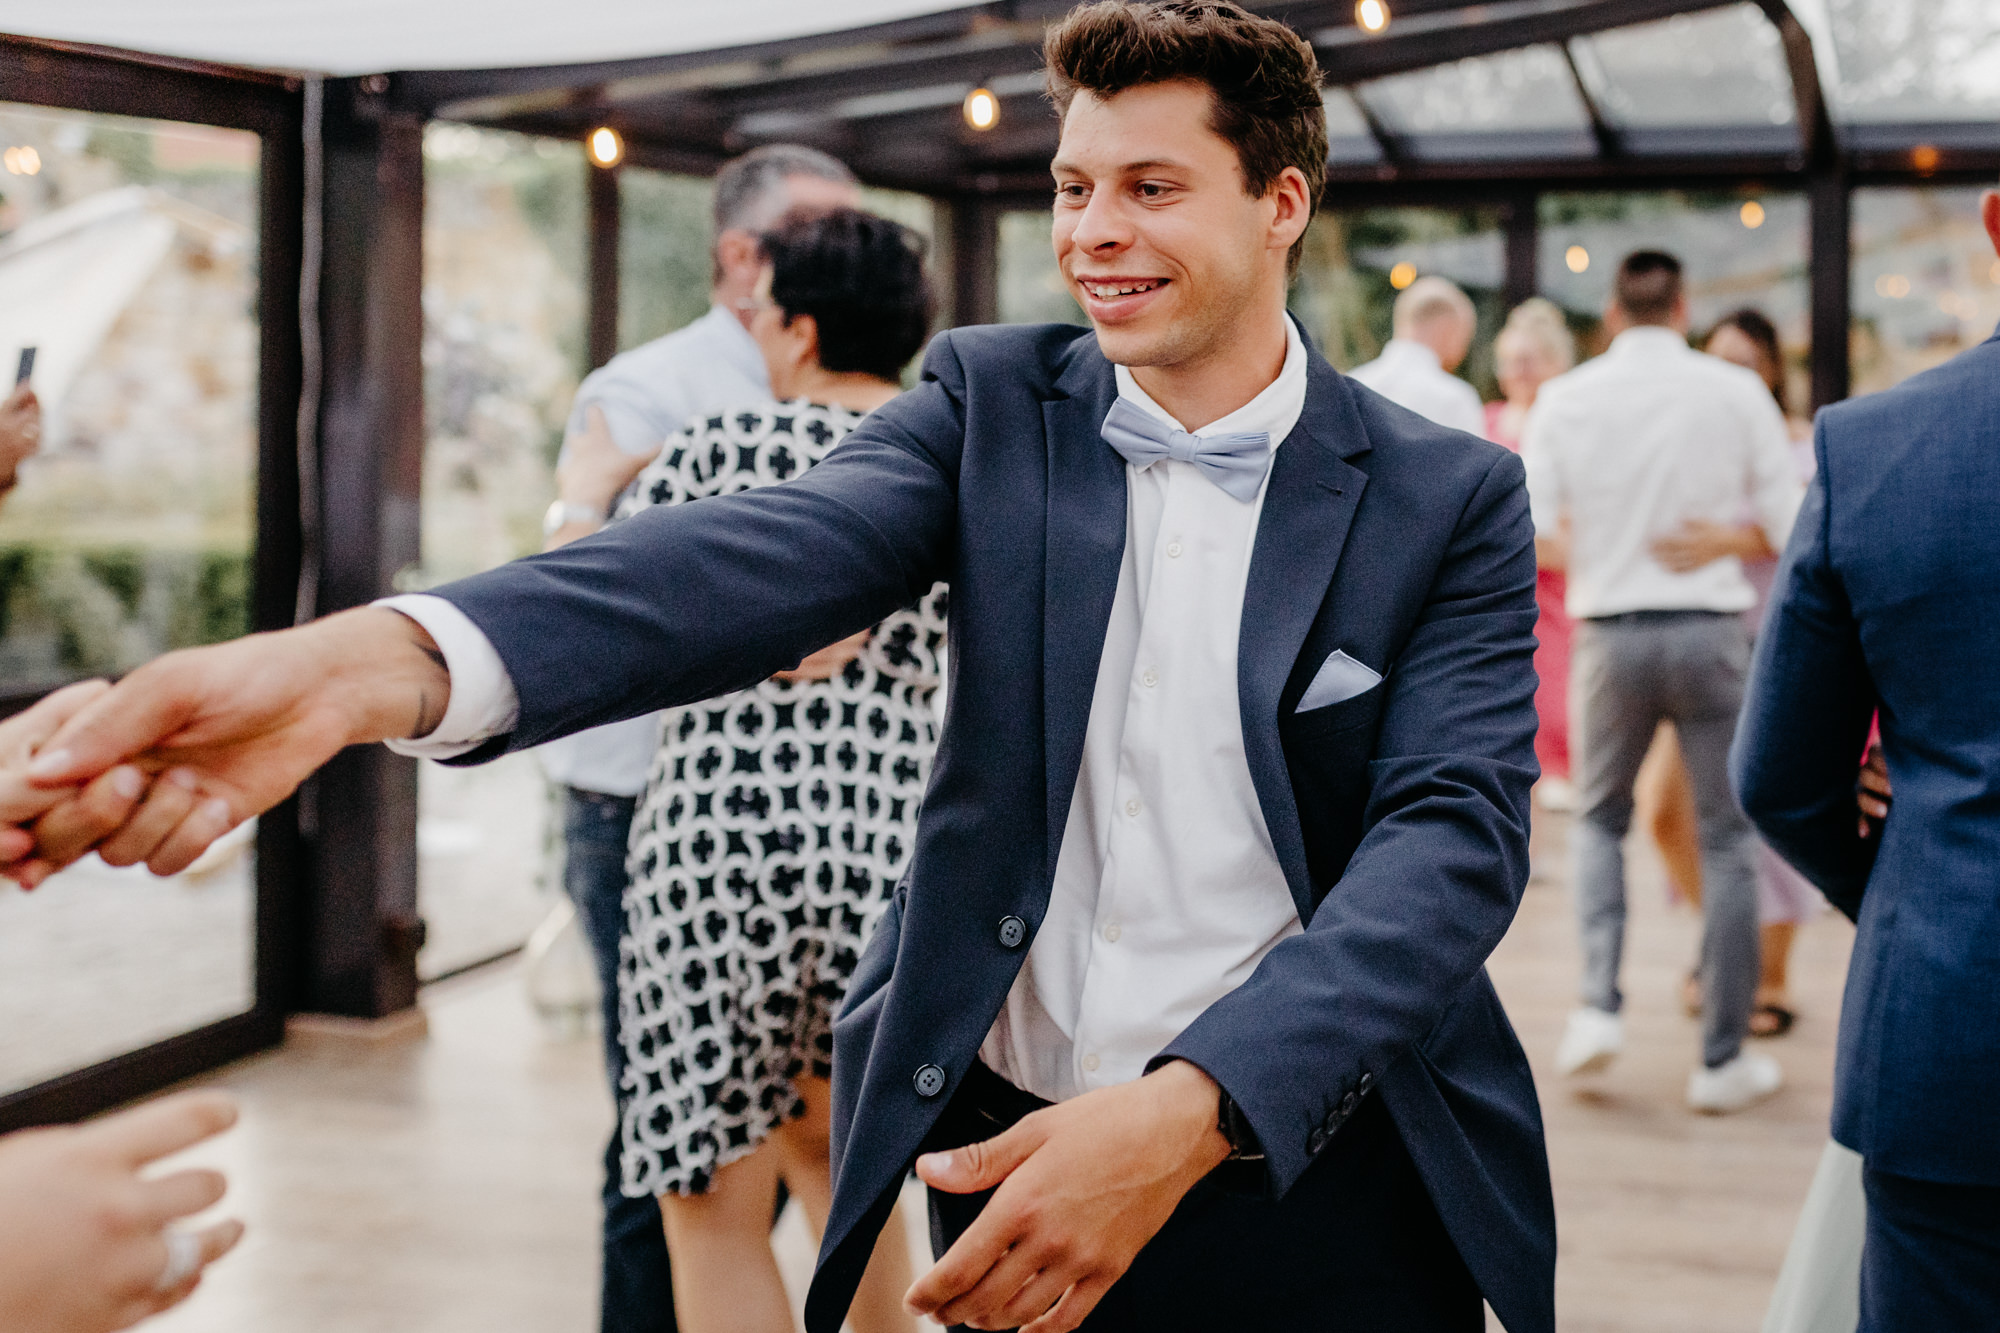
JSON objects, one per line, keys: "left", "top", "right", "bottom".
{"left": 1571, "top": 611, "right": 1759, "bottom": 1069}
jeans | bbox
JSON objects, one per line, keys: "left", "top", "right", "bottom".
{"left": 1570, "top": 612, "right": 1759, "bottom": 1069}
{"left": 563, "top": 787, "right": 676, "bottom": 1333}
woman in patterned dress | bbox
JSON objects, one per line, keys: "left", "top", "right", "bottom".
{"left": 612, "top": 208, "right": 938, "bottom": 1333}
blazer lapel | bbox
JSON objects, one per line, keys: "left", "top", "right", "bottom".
{"left": 1239, "top": 354, "right": 1373, "bottom": 921}
{"left": 1042, "top": 348, "right": 1126, "bottom": 888}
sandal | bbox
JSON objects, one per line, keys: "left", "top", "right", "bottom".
{"left": 1749, "top": 1003, "right": 1796, "bottom": 1039}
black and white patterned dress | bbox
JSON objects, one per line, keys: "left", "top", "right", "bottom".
{"left": 612, "top": 398, "right": 947, "bottom": 1198}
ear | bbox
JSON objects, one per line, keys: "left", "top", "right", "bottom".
{"left": 786, "top": 311, "right": 821, "bottom": 368}
{"left": 1268, "top": 165, "right": 1313, "bottom": 256}
{"left": 713, "top": 230, "right": 763, "bottom": 289}
{"left": 1982, "top": 190, "right": 2000, "bottom": 262}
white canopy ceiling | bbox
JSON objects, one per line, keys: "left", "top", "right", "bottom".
{"left": 0, "top": 0, "right": 977, "bottom": 76}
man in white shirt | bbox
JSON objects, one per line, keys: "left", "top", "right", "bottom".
{"left": 1347, "top": 275, "right": 1486, "bottom": 436}
{"left": 534, "top": 142, "right": 858, "bottom": 1333}
{"left": 3, "top": 7, "right": 1557, "bottom": 1331}
{"left": 1521, "top": 249, "right": 1803, "bottom": 1114}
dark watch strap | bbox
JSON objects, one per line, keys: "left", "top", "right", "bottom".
{"left": 1216, "top": 1089, "right": 1265, "bottom": 1161}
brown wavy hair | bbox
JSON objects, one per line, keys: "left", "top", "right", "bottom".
{"left": 1044, "top": 1, "right": 1328, "bottom": 273}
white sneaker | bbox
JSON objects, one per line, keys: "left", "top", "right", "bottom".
{"left": 1687, "top": 1050, "right": 1783, "bottom": 1114}
{"left": 1555, "top": 1007, "right": 1623, "bottom": 1076}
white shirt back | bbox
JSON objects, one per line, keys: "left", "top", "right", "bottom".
{"left": 1520, "top": 326, "right": 1803, "bottom": 620}
{"left": 979, "top": 319, "right": 1308, "bottom": 1103}
{"left": 1347, "top": 338, "right": 1486, "bottom": 437}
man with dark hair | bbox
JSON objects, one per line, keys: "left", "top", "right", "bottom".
{"left": 533, "top": 139, "right": 855, "bottom": 1333}
{"left": 4, "top": 5, "right": 1556, "bottom": 1331}
{"left": 1522, "top": 249, "right": 1802, "bottom": 1112}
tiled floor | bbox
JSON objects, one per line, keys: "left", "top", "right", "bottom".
{"left": 139, "top": 807, "right": 1850, "bottom": 1332}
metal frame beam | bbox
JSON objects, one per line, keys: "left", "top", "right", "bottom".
{"left": 587, "top": 160, "right": 623, "bottom": 369}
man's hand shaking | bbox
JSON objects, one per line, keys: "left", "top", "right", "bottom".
{"left": 0, "top": 607, "right": 453, "bottom": 887}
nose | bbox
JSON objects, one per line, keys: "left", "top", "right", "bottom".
{"left": 1068, "top": 187, "right": 1131, "bottom": 256}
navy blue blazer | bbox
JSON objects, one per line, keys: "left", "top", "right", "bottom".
{"left": 435, "top": 325, "right": 1555, "bottom": 1332}
{"left": 1733, "top": 327, "right": 2000, "bottom": 1188}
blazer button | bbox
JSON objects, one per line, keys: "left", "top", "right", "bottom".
{"left": 1357, "top": 1072, "right": 1374, "bottom": 1094}
{"left": 1339, "top": 1090, "right": 1359, "bottom": 1117}
{"left": 997, "top": 915, "right": 1028, "bottom": 949}
{"left": 1307, "top": 1127, "right": 1329, "bottom": 1155}
{"left": 913, "top": 1064, "right": 947, "bottom": 1099}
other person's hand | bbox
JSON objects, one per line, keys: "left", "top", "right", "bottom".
{"left": 0, "top": 383, "right": 42, "bottom": 491}
{"left": 1857, "top": 744, "right": 1891, "bottom": 839}
{"left": 0, "top": 681, "right": 152, "bottom": 871}
{"left": 0, "top": 1091, "right": 243, "bottom": 1333}
{"left": 6, "top": 608, "right": 450, "bottom": 885}
{"left": 906, "top": 1060, "right": 1231, "bottom": 1332}
{"left": 771, "top": 629, "right": 872, "bottom": 683}
{"left": 1650, "top": 519, "right": 1774, "bottom": 574}
{"left": 549, "top": 405, "right": 660, "bottom": 545}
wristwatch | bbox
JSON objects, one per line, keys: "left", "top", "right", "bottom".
{"left": 543, "top": 499, "right": 605, "bottom": 537}
{"left": 1216, "top": 1088, "right": 1263, "bottom": 1161}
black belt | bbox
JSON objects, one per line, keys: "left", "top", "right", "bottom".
{"left": 1583, "top": 608, "right": 1736, "bottom": 625}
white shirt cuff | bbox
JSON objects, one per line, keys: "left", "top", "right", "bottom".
{"left": 375, "top": 594, "right": 522, "bottom": 760}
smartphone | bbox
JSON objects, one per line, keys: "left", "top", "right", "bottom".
{"left": 13, "top": 347, "right": 33, "bottom": 386}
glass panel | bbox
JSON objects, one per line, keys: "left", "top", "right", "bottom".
{"left": 1323, "top": 90, "right": 1382, "bottom": 166}
{"left": 1290, "top": 206, "right": 1507, "bottom": 399}
{"left": 1570, "top": 5, "right": 1795, "bottom": 129}
{"left": 997, "top": 209, "right": 1085, "bottom": 326}
{"left": 618, "top": 166, "right": 713, "bottom": 352}
{"left": 1537, "top": 191, "right": 1811, "bottom": 407}
{"left": 1355, "top": 46, "right": 1594, "bottom": 158}
{"left": 1802, "top": 0, "right": 2000, "bottom": 123}
{"left": 1851, "top": 185, "right": 2000, "bottom": 393}
{"left": 419, "top": 123, "right": 584, "bottom": 978}
{"left": 0, "top": 102, "right": 259, "bottom": 1092}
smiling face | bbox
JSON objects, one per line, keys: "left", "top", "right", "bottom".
{"left": 1051, "top": 80, "right": 1309, "bottom": 374}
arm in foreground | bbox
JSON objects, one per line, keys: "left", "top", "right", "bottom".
{"left": 0, "top": 1091, "right": 243, "bottom": 1333}
{"left": 906, "top": 451, "right": 1542, "bottom": 1333}
{"left": 1728, "top": 451, "right": 1878, "bottom": 920}
{"left": 5, "top": 608, "right": 451, "bottom": 884}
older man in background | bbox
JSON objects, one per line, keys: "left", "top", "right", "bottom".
{"left": 532, "top": 142, "right": 858, "bottom": 1333}
{"left": 1348, "top": 274, "right": 1484, "bottom": 435}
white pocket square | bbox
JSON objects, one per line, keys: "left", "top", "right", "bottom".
{"left": 1296, "top": 649, "right": 1383, "bottom": 713}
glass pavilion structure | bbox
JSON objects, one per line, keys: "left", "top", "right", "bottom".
{"left": 0, "top": 0, "right": 1993, "bottom": 1120}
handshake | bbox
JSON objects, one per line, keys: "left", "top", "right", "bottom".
{"left": 0, "top": 606, "right": 455, "bottom": 887}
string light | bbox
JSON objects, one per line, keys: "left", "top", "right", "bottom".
{"left": 1565, "top": 245, "right": 1590, "bottom": 274}
{"left": 588, "top": 127, "right": 624, "bottom": 168}
{"left": 1355, "top": 0, "right": 1390, "bottom": 33}
{"left": 3, "top": 146, "right": 40, "bottom": 176}
{"left": 1739, "top": 200, "right": 1765, "bottom": 229}
{"left": 963, "top": 87, "right": 1000, "bottom": 132}
{"left": 1911, "top": 144, "right": 1940, "bottom": 176}
{"left": 1388, "top": 261, "right": 1417, "bottom": 290}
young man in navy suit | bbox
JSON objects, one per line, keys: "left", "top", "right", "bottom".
{"left": 1733, "top": 183, "right": 2000, "bottom": 1331}
{"left": 4, "top": 4, "right": 1554, "bottom": 1330}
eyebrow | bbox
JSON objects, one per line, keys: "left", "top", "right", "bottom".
{"left": 1050, "top": 157, "right": 1194, "bottom": 177}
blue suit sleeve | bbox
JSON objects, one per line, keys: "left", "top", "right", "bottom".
{"left": 1160, "top": 449, "right": 1540, "bottom": 1197}
{"left": 431, "top": 336, "right": 967, "bottom": 757}
{"left": 1729, "top": 420, "right": 1878, "bottom": 920}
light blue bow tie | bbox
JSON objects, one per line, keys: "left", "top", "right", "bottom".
{"left": 1100, "top": 397, "right": 1272, "bottom": 503}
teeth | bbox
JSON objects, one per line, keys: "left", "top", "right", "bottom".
{"left": 1085, "top": 281, "right": 1160, "bottom": 298}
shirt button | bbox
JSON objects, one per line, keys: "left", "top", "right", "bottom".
{"left": 1140, "top": 668, "right": 1159, "bottom": 688}
{"left": 1166, "top": 540, "right": 1184, "bottom": 559}
{"left": 912, "top": 1064, "right": 947, "bottom": 1098}
{"left": 1082, "top": 1054, "right": 1101, "bottom": 1073}
{"left": 997, "top": 915, "right": 1027, "bottom": 949}
{"left": 1125, "top": 798, "right": 1142, "bottom": 817}
{"left": 1102, "top": 921, "right": 1121, "bottom": 943}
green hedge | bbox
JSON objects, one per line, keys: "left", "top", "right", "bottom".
{"left": 0, "top": 544, "right": 250, "bottom": 687}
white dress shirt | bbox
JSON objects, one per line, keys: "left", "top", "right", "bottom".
{"left": 1520, "top": 326, "right": 1804, "bottom": 620}
{"left": 536, "top": 305, "right": 771, "bottom": 795}
{"left": 1347, "top": 337, "right": 1485, "bottom": 437}
{"left": 977, "top": 317, "right": 1308, "bottom": 1102}
{"left": 387, "top": 317, "right": 1312, "bottom": 1107}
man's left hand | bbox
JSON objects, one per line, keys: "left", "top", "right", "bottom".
{"left": 907, "top": 1060, "right": 1231, "bottom": 1332}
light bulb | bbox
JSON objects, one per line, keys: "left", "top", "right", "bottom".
{"left": 1356, "top": 0, "right": 1390, "bottom": 33}
{"left": 588, "top": 126, "right": 624, "bottom": 168}
{"left": 963, "top": 88, "right": 1000, "bottom": 132}
{"left": 1565, "top": 245, "right": 1590, "bottom": 274}
{"left": 1739, "top": 200, "right": 1765, "bottom": 229}
{"left": 1389, "top": 261, "right": 1417, "bottom": 290}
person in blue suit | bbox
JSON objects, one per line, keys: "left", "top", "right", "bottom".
{"left": 2, "top": 5, "right": 1554, "bottom": 1330}
{"left": 1731, "top": 181, "right": 2000, "bottom": 1333}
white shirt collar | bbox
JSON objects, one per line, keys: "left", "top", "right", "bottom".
{"left": 1607, "top": 325, "right": 1691, "bottom": 357}
{"left": 701, "top": 301, "right": 767, "bottom": 378}
{"left": 1376, "top": 337, "right": 1446, "bottom": 373}
{"left": 1112, "top": 315, "right": 1309, "bottom": 449}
